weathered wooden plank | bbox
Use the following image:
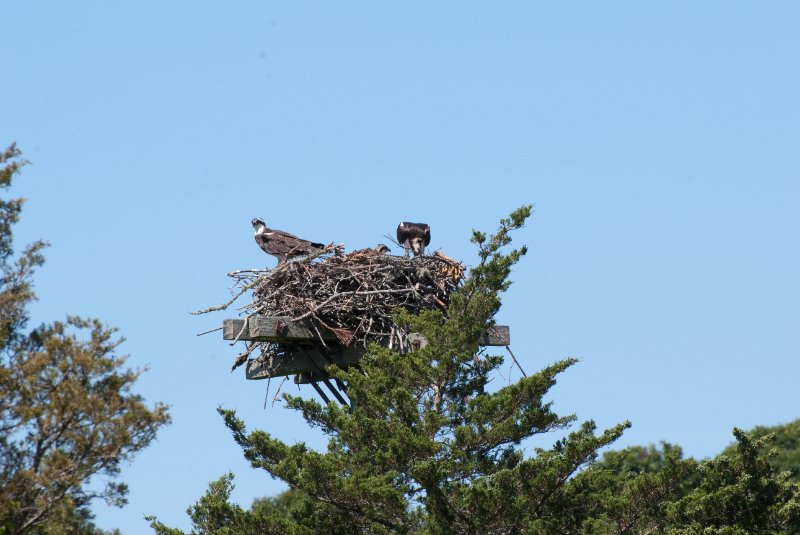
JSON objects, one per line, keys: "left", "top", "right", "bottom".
{"left": 224, "top": 317, "right": 509, "bottom": 346}
{"left": 479, "top": 325, "right": 510, "bottom": 346}
{"left": 245, "top": 345, "right": 363, "bottom": 380}
{"left": 223, "top": 319, "right": 249, "bottom": 341}
{"left": 295, "top": 370, "right": 330, "bottom": 384}
{"left": 223, "top": 317, "right": 339, "bottom": 342}
{"left": 228, "top": 317, "right": 509, "bottom": 380}
{"left": 250, "top": 316, "right": 341, "bottom": 342}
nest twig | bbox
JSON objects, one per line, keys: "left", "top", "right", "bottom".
{"left": 255, "top": 247, "right": 462, "bottom": 345}
{"left": 196, "top": 244, "right": 465, "bottom": 370}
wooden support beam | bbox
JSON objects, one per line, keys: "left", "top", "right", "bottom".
{"left": 224, "top": 317, "right": 510, "bottom": 346}
{"left": 310, "top": 382, "right": 331, "bottom": 404}
{"left": 295, "top": 371, "right": 329, "bottom": 384}
{"left": 245, "top": 344, "right": 363, "bottom": 380}
{"left": 479, "top": 325, "right": 511, "bottom": 346}
{"left": 228, "top": 317, "right": 511, "bottom": 381}
{"left": 224, "top": 317, "right": 339, "bottom": 343}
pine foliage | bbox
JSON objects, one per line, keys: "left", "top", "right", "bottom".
{"left": 0, "top": 144, "right": 170, "bottom": 535}
{"left": 154, "top": 206, "right": 800, "bottom": 534}
{"left": 667, "top": 429, "right": 800, "bottom": 534}
{"left": 154, "top": 207, "right": 644, "bottom": 534}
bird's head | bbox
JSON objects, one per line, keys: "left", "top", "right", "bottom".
{"left": 410, "top": 237, "right": 425, "bottom": 255}
{"left": 251, "top": 218, "right": 266, "bottom": 233}
{"left": 374, "top": 243, "right": 391, "bottom": 254}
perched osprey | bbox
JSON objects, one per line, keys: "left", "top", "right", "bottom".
{"left": 251, "top": 218, "right": 324, "bottom": 262}
{"left": 396, "top": 222, "right": 431, "bottom": 257}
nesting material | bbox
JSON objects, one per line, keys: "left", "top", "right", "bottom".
{"left": 195, "top": 245, "right": 466, "bottom": 371}
{"left": 244, "top": 246, "right": 465, "bottom": 347}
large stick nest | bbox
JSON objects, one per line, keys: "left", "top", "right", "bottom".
{"left": 237, "top": 246, "right": 465, "bottom": 348}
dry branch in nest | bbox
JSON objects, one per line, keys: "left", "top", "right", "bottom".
{"left": 199, "top": 245, "right": 465, "bottom": 370}
{"left": 252, "top": 247, "right": 463, "bottom": 346}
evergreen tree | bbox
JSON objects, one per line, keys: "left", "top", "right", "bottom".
{"left": 721, "top": 419, "right": 800, "bottom": 483}
{"left": 0, "top": 144, "right": 171, "bottom": 534}
{"left": 665, "top": 429, "right": 800, "bottom": 534}
{"left": 558, "top": 424, "right": 800, "bottom": 533}
{"left": 152, "top": 206, "right": 800, "bottom": 534}
{"left": 152, "top": 207, "right": 678, "bottom": 534}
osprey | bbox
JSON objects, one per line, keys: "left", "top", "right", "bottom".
{"left": 251, "top": 218, "right": 324, "bottom": 262}
{"left": 396, "top": 222, "right": 431, "bottom": 257}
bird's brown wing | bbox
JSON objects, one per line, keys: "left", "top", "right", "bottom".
{"left": 272, "top": 229, "right": 301, "bottom": 240}
{"left": 274, "top": 230, "right": 323, "bottom": 248}
{"left": 255, "top": 234, "right": 285, "bottom": 258}
{"left": 263, "top": 233, "right": 323, "bottom": 257}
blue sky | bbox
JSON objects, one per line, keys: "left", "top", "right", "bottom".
{"left": 2, "top": 2, "right": 799, "bottom": 532}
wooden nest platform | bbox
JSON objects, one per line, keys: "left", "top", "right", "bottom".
{"left": 199, "top": 246, "right": 510, "bottom": 387}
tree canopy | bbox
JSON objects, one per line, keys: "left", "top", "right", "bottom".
{"left": 0, "top": 144, "right": 171, "bottom": 535}
{"left": 721, "top": 419, "right": 800, "bottom": 483}
{"left": 152, "top": 205, "right": 800, "bottom": 534}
